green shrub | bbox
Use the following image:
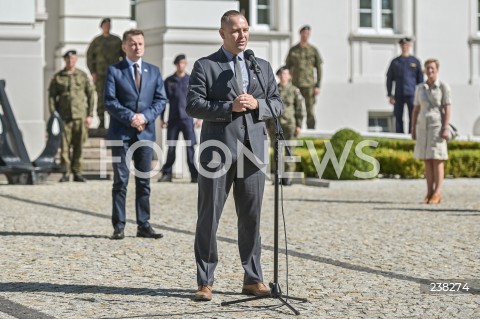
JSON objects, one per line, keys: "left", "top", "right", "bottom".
{"left": 445, "top": 150, "right": 480, "bottom": 177}
{"left": 445, "top": 141, "right": 480, "bottom": 151}
{"left": 372, "top": 138, "right": 415, "bottom": 152}
{"left": 296, "top": 147, "right": 325, "bottom": 177}
{"left": 373, "top": 148, "right": 424, "bottom": 178}
{"left": 320, "top": 128, "right": 376, "bottom": 180}
{"left": 286, "top": 135, "right": 480, "bottom": 180}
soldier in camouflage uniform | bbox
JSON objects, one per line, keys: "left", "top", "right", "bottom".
{"left": 267, "top": 66, "right": 305, "bottom": 186}
{"left": 285, "top": 25, "right": 323, "bottom": 129}
{"left": 49, "top": 50, "right": 95, "bottom": 182}
{"left": 86, "top": 18, "right": 124, "bottom": 128}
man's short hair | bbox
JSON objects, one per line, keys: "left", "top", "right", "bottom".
{"left": 100, "top": 18, "right": 111, "bottom": 27}
{"left": 63, "top": 50, "right": 77, "bottom": 58}
{"left": 122, "top": 29, "right": 144, "bottom": 42}
{"left": 398, "top": 37, "right": 412, "bottom": 44}
{"left": 221, "top": 10, "right": 246, "bottom": 28}
{"left": 173, "top": 54, "right": 186, "bottom": 65}
{"left": 299, "top": 25, "right": 311, "bottom": 33}
{"left": 276, "top": 65, "right": 289, "bottom": 76}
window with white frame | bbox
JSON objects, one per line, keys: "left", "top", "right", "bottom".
{"left": 239, "top": 0, "right": 272, "bottom": 30}
{"left": 130, "top": 0, "right": 136, "bottom": 21}
{"left": 359, "top": 0, "right": 395, "bottom": 34}
{"left": 477, "top": 0, "right": 480, "bottom": 32}
{"left": 368, "top": 111, "right": 395, "bottom": 132}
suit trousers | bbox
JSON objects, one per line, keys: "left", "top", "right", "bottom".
{"left": 161, "top": 119, "right": 198, "bottom": 178}
{"left": 195, "top": 142, "right": 265, "bottom": 286}
{"left": 394, "top": 95, "right": 414, "bottom": 133}
{"left": 111, "top": 138, "right": 153, "bottom": 230}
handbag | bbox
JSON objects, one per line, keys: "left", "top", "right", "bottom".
{"left": 448, "top": 123, "right": 458, "bottom": 140}
{"left": 424, "top": 81, "right": 456, "bottom": 140}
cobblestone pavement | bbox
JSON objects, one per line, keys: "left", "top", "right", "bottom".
{"left": 0, "top": 178, "right": 479, "bottom": 319}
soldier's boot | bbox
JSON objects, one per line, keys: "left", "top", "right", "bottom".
{"left": 59, "top": 174, "right": 70, "bottom": 182}
{"left": 73, "top": 174, "right": 87, "bottom": 182}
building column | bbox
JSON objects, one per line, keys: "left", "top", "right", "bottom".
{"left": 0, "top": 0, "right": 47, "bottom": 158}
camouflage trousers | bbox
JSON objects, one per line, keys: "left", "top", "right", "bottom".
{"left": 61, "top": 118, "right": 86, "bottom": 175}
{"left": 95, "top": 74, "right": 106, "bottom": 128}
{"left": 299, "top": 87, "right": 316, "bottom": 129}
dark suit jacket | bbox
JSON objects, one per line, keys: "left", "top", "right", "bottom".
{"left": 186, "top": 48, "right": 283, "bottom": 163}
{"left": 104, "top": 59, "right": 167, "bottom": 141}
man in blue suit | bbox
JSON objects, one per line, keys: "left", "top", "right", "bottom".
{"left": 386, "top": 37, "right": 423, "bottom": 133}
{"left": 104, "top": 29, "right": 167, "bottom": 240}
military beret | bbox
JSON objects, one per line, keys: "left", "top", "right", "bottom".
{"left": 173, "top": 54, "right": 186, "bottom": 65}
{"left": 100, "top": 17, "right": 111, "bottom": 27}
{"left": 276, "top": 65, "right": 289, "bottom": 76}
{"left": 398, "top": 37, "right": 412, "bottom": 44}
{"left": 299, "top": 25, "right": 311, "bottom": 32}
{"left": 63, "top": 50, "right": 77, "bottom": 58}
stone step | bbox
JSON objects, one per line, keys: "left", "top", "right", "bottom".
{"left": 82, "top": 147, "right": 112, "bottom": 160}
{"left": 84, "top": 137, "right": 107, "bottom": 148}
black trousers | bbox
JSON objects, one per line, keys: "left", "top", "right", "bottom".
{"left": 162, "top": 119, "right": 198, "bottom": 178}
{"left": 394, "top": 95, "right": 414, "bottom": 133}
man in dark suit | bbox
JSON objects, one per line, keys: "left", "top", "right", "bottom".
{"left": 158, "top": 54, "right": 201, "bottom": 183}
{"left": 104, "top": 29, "right": 167, "bottom": 240}
{"left": 386, "top": 37, "right": 423, "bottom": 133}
{"left": 186, "top": 10, "right": 283, "bottom": 301}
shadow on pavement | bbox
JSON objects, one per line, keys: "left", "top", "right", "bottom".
{"left": 98, "top": 305, "right": 286, "bottom": 319}
{"left": 0, "top": 282, "right": 239, "bottom": 299}
{"left": 284, "top": 198, "right": 411, "bottom": 205}
{"left": 374, "top": 207, "right": 480, "bottom": 214}
{"left": 1, "top": 193, "right": 479, "bottom": 297}
{"left": 0, "top": 231, "right": 109, "bottom": 238}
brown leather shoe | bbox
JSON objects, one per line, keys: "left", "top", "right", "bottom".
{"left": 194, "top": 285, "right": 212, "bottom": 301}
{"left": 428, "top": 194, "right": 442, "bottom": 204}
{"left": 242, "top": 282, "right": 270, "bottom": 296}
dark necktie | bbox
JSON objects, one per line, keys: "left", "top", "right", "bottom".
{"left": 234, "top": 55, "right": 243, "bottom": 93}
{"left": 133, "top": 63, "right": 141, "bottom": 90}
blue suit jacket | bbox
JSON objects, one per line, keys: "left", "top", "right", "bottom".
{"left": 104, "top": 59, "right": 167, "bottom": 141}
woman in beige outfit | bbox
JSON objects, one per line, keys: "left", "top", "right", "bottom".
{"left": 411, "top": 59, "right": 451, "bottom": 204}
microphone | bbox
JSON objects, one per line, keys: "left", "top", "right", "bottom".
{"left": 244, "top": 49, "right": 260, "bottom": 71}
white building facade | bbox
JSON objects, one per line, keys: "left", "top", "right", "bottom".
{"left": 2, "top": 0, "right": 480, "bottom": 159}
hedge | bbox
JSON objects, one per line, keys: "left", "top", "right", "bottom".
{"left": 290, "top": 129, "right": 480, "bottom": 179}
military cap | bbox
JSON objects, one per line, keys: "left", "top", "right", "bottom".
{"left": 276, "top": 65, "right": 289, "bottom": 76}
{"left": 100, "top": 17, "right": 111, "bottom": 27}
{"left": 173, "top": 54, "right": 186, "bottom": 65}
{"left": 398, "top": 37, "right": 412, "bottom": 44}
{"left": 299, "top": 25, "right": 311, "bottom": 32}
{"left": 63, "top": 50, "right": 77, "bottom": 58}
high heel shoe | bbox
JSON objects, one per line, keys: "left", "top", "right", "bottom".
{"left": 428, "top": 194, "right": 442, "bottom": 204}
{"left": 423, "top": 195, "right": 430, "bottom": 204}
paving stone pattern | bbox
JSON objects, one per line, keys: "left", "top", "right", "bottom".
{"left": 0, "top": 178, "right": 478, "bottom": 318}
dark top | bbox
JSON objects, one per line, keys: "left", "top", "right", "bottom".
{"left": 161, "top": 73, "right": 190, "bottom": 121}
{"left": 386, "top": 55, "right": 423, "bottom": 97}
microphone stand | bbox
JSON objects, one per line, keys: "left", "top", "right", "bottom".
{"left": 221, "top": 59, "right": 307, "bottom": 315}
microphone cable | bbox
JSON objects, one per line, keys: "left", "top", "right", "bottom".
{"left": 250, "top": 50, "right": 292, "bottom": 302}
{"left": 279, "top": 137, "right": 291, "bottom": 302}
